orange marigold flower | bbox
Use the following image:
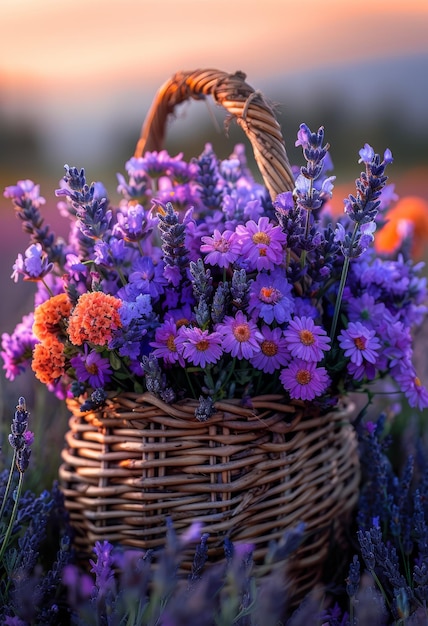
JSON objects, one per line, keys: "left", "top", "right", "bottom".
{"left": 32, "top": 338, "right": 66, "bottom": 385}
{"left": 68, "top": 291, "right": 122, "bottom": 347}
{"left": 33, "top": 293, "right": 72, "bottom": 341}
{"left": 375, "top": 196, "right": 428, "bottom": 260}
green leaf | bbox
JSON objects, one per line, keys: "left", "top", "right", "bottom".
{"left": 109, "top": 351, "right": 123, "bottom": 370}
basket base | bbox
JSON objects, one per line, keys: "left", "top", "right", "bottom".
{"left": 59, "top": 392, "right": 360, "bottom": 603}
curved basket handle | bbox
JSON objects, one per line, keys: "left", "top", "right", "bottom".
{"left": 134, "top": 68, "right": 294, "bottom": 200}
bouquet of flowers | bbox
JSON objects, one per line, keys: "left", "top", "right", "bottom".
{"left": 2, "top": 122, "right": 428, "bottom": 417}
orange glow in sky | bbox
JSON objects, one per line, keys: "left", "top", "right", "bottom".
{"left": 1, "top": 0, "right": 428, "bottom": 94}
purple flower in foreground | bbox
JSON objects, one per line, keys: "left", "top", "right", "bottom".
{"left": 248, "top": 269, "right": 294, "bottom": 324}
{"left": 393, "top": 361, "right": 428, "bottom": 410}
{"left": 280, "top": 359, "right": 330, "bottom": 401}
{"left": 216, "top": 310, "right": 262, "bottom": 360}
{"left": 89, "top": 540, "right": 115, "bottom": 597}
{"left": 200, "top": 229, "right": 240, "bottom": 268}
{"left": 4, "top": 179, "right": 46, "bottom": 208}
{"left": 346, "top": 293, "right": 386, "bottom": 330}
{"left": 12, "top": 243, "right": 53, "bottom": 283}
{"left": 114, "top": 202, "right": 156, "bottom": 242}
{"left": 175, "top": 326, "right": 223, "bottom": 368}
{"left": 150, "top": 319, "right": 185, "bottom": 366}
{"left": 347, "top": 359, "right": 377, "bottom": 382}
{"left": 8, "top": 396, "right": 32, "bottom": 473}
{"left": 1, "top": 313, "right": 37, "bottom": 380}
{"left": 358, "top": 143, "right": 375, "bottom": 164}
{"left": 128, "top": 256, "right": 167, "bottom": 299}
{"left": 295, "top": 123, "right": 312, "bottom": 149}
{"left": 250, "top": 326, "right": 290, "bottom": 374}
{"left": 235, "top": 216, "right": 286, "bottom": 271}
{"left": 284, "top": 316, "right": 331, "bottom": 362}
{"left": 338, "top": 322, "right": 381, "bottom": 367}
{"left": 70, "top": 346, "right": 112, "bottom": 388}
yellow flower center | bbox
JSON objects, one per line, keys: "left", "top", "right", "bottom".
{"left": 299, "top": 329, "right": 315, "bottom": 346}
{"left": 261, "top": 287, "right": 274, "bottom": 299}
{"left": 196, "top": 339, "right": 210, "bottom": 352}
{"left": 167, "top": 335, "right": 176, "bottom": 352}
{"left": 261, "top": 340, "right": 278, "bottom": 357}
{"left": 233, "top": 323, "right": 251, "bottom": 342}
{"left": 354, "top": 337, "right": 366, "bottom": 350}
{"left": 252, "top": 232, "right": 270, "bottom": 245}
{"left": 296, "top": 369, "right": 312, "bottom": 385}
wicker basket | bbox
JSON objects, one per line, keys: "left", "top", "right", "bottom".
{"left": 59, "top": 69, "right": 360, "bottom": 598}
{"left": 59, "top": 393, "right": 359, "bottom": 598}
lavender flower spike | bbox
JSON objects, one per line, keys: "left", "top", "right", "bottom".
{"left": 344, "top": 144, "right": 393, "bottom": 225}
{"left": 56, "top": 165, "right": 112, "bottom": 240}
{"left": 0, "top": 397, "right": 33, "bottom": 564}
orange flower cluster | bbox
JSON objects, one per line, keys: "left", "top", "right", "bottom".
{"left": 67, "top": 292, "right": 122, "bottom": 346}
{"left": 31, "top": 293, "right": 72, "bottom": 385}
{"left": 374, "top": 196, "right": 428, "bottom": 260}
{"left": 32, "top": 338, "right": 66, "bottom": 385}
{"left": 33, "top": 293, "right": 72, "bottom": 341}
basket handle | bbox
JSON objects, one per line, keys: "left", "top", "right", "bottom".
{"left": 134, "top": 68, "right": 294, "bottom": 200}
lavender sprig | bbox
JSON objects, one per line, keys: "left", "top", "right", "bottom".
{"left": 330, "top": 144, "right": 393, "bottom": 340}
{"left": 4, "top": 180, "right": 65, "bottom": 266}
{"left": 195, "top": 144, "right": 223, "bottom": 211}
{"left": 55, "top": 165, "right": 112, "bottom": 241}
{"left": 157, "top": 201, "right": 190, "bottom": 288}
{"left": 294, "top": 123, "right": 335, "bottom": 265}
{"left": 0, "top": 397, "right": 33, "bottom": 563}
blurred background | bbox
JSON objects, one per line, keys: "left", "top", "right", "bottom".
{"left": 1, "top": 0, "right": 428, "bottom": 477}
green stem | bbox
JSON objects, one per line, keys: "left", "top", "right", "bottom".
{"left": 300, "top": 178, "right": 313, "bottom": 270}
{"left": 330, "top": 222, "right": 359, "bottom": 341}
{"left": 0, "top": 470, "right": 24, "bottom": 563}
{"left": 115, "top": 265, "right": 127, "bottom": 287}
{"left": 371, "top": 569, "right": 392, "bottom": 612}
{"left": 0, "top": 451, "right": 17, "bottom": 524}
{"left": 41, "top": 277, "right": 55, "bottom": 298}
{"left": 329, "top": 255, "right": 350, "bottom": 341}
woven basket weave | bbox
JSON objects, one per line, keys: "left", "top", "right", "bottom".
{"left": 59, "top": 393, "right": 359, "bottom": 595}
{"left": 59, "top": 69, "right": 360, "bottom": 598}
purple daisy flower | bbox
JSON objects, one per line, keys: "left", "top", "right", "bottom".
{"left": 1, "top": 313, "right": 37, "bottom": 380}
{"left": 346, "top": 293, "right": 386, "bottom": 330}
{"left": 250, "top": 326, "right": 290, "bottom": 374}
{"left": 128, "top": 256, "right": 168, "bottom": 299}
{"left": 175, "top": 326, "right": 223, "bottom": 368}
{"left": 347, "top": 360, "right": 377, "bottom": 382}
{"left": 70, "top": 346, "right": 113, "bottom": 388}
{"left": 114, "top": 202, "right": 156, "bottom": 242}
{"left": 248, "top": 269, "right": 294, "bottom": 324}
{"left": 200, "top": 229, "right": 240, "bottom": 268}
{"left": 150, "top": 318, "right": 185, "bottom": 366}
{"left": 235, "top": 216, "right": 286, "bottom": 271}
{"left": 280, "top": 359, "right": 330, "bottom": 401}
{"left": 283, "top": 316, "right": 331, "bottom": 362}
{"left": 337, "top": 322, "right": 381, "bottom": 367}
{"left": 393, "top": 361, "right": 428, "bottom": 411}
{"left": 216, "top": 311, "right": 263, "bottom": 360}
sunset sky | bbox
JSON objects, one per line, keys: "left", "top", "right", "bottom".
{"left": 2, "top": 0, "right": 428, "bottom": 91}
{"left": 1, "top": 0, "right": 427, "bottom": 168}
